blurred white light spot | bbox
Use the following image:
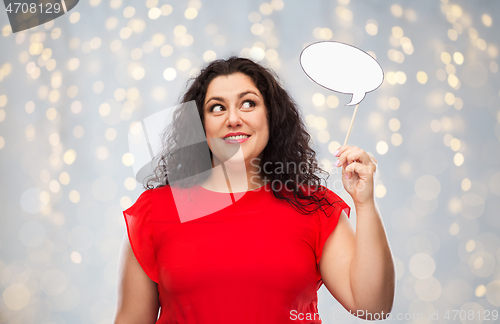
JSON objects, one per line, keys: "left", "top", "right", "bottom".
{"left": 365, "top": 20, "right": 378, "bottom": 36}
{"left": 121, "top": 196, "right": 133, "bottom": 209}
{"left": 317, "top": 130, "right": 330, "bottom": 143}
{"left": 122, "top": 153, "right": 134, "bottom": 166}
{"left": 63, "top": 149, "right": 77, "bottom": 165}
{"left": 161, "top": 4, "right": 173, "bottom": 16}
{"left": 203, "top": 50, "right": 217, "bottom": 62}
{"left": 151, "top": 86, "right": 167, "bottom": 102}
{"left": 177, "top": 58, "right": 191, "bottom": 71}
{"left": 391, "top": 4, "right": 403, "bottom": 17}
{"left": 105, "top": 17, "right": 118, "bottom": 30}
{"left": 71, "top": 251, "right": 82, "bottom": 264}
{"left": 99, "top": 103, "right": 111, "bottom": 116}
{"left": 249, "top": 47, "right": 265, "bottom": 61}
{"left": 417, "top": 71, "right": 428, "bottom": 84}
{"left": 251, "top": 23, "right": 265, "bottom": 35}
{"left": 453, "top": 52, "right": 464, "bottom": 65}
{"left": 148, "top": 7, "right": 161, "bottom": 19}
{"left": 132, "top": 67, "right": 145, "bottom": 80}
{"left": 415, "top": 175, "right": 441, "bottom": 201}
{"left": 90, "top": 37, "right": 102, "bottom": 49}
{"left": 96, "top": 146, "right": 109, "bottom": 160}
{"left": 328, "top": 141, "right": 341, "bottom": 156}
{"left": 485, "top": 280, "right": 500, "bottom": 306}
{"left": 376, "top": 141, "right": 389, "bottom": 155}
{"left": 119, "top": 27, "right": 132, "bottom": 39}
{"left": 69, "top": 190, "right": 80, "bottom": 203}
{"left": 185, "top": 8, "right": 198, "bottom": 19}
{"left": 415, "top": 276, "right": 442, "bottom": 302}
{"left": 110, "top": 0, "right": 122, "bottom": 9}
{"left": 475, "top": 284, "right": 486, "bottom": 297}
{"left": 409, "top": 253, "right": 436, "bottom": 279}
{"left": 326, "top": 95, "right": 339, "bottom": 108}
{"left": 260, "top": 3, "right": 273, "bottom": 15}
{"left": 161, "top": 44, "right": 173, "bottom": 57}
{"left": 271, "top": 0, "right": 284, "bottom": 10}
{"left": 67, "top": 58, "right": 80, "bottom": 71}
{"left": 375, "top": 184, "right": 386, "bottom": 198}
{"left": 249, "top": 12, "right": 261, "bottom": 23}
{"left": 69, "top": 12, "right": 80, "bottom": 24}
{"left": 124, "top": 177, "right": 137, "bottom": 190}
{"left": 93, "top": 81, "right": 104, "bottom": 94}
{"left": 312, "top": 93, "right": 325, "bottom": 107}
{"left": 3, "top": 284, "right": 30, "bottom": 310}
{"left": 482, "top": 14, "right": 492, "bottom": 27}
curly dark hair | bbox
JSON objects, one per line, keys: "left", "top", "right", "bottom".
{"left": 143, "top": 56, "right": 342, "bottom": 216}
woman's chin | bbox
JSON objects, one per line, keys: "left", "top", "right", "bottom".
{"left": 212, "top": 149, "right": 247, "bottom": 164}
{"left": 221, "top": 156, "right": 247, "bottom": 167}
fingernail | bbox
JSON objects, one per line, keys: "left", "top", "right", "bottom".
{"left": 334, "top": 160, "right": 340, "bottom": 167}
{"left": 333, "top": 149, "right": 339, "bottom": 157}
{"left": 346, "top": 174, "right": 349, "bottom": 180}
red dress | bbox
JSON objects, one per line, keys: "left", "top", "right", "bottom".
{"left": 123, "top": 181, "right": 350, "bottom": 323}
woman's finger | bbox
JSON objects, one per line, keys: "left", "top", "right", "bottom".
{"left": 334, "top": 145, "right": 350, "bottom": 157}
{"left": 345, "top": 161, "right": 373, "bottom": 180}
{"left": 335, "top": 146, "right": 363, "bottom": 168}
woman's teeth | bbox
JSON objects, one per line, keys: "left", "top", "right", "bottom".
{"left": 224, "top": 135, "right": 250, "bottom": 140}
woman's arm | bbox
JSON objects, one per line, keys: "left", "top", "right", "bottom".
{"left": 350, "top": 201, "right": 395, "bottom": 317}
{"left": 320, "top": 146, "right": 395, "bottom": 319}
{"left": 114, "top": 233, "right": 160, "bottom": 324}
{"left": 319, "top": 205, "right": 395, "bottom": 320}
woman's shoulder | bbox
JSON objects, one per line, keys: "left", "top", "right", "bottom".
{"left": 140, "top": 184, "right": 174, "bottom": 195}
{"left": 140, "top": 183, "right": 208, "bottom": 207}
{"left": 130, "top": 184, "right": 184, "bottom": 222}
{"left": 136, "top": 184, "right": 177, "bottom": 208}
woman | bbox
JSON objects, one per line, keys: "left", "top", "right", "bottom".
{"left": 114, "top": 56, "right": 395, "bottom": 323}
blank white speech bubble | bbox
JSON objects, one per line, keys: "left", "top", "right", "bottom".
{"left": 300, "top": 41, "right": 384, "bottom": 106}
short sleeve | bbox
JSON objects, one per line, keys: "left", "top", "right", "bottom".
{"left": 123, "top": 189, "right": 159, "bottom": 283}
{"left": 315, "top": 187, "right": 351, "bottom": 270}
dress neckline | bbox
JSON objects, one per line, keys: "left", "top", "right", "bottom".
{"left": 196, "top": 181, "right": 271, "bottom": 194}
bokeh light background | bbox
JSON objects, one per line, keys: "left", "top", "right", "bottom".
{"left": 1, "top": 0, "right": 500, "bottom": 323}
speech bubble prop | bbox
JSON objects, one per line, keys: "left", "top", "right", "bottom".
{"left": 300, "top": 41, "right": 384, "bottom": 146}
{"left": 127, "top": 100, "right": 249, "bottom": 223}
{"left": 300, "top": 41, "right": 384, "bottom": 106}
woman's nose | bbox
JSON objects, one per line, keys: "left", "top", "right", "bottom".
{"left": 226, "top": 105, "right": 242, "bottom": 127}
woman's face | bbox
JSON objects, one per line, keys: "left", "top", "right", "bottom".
{"left": 203, "top": 72, "right": 269, "bottom": 168}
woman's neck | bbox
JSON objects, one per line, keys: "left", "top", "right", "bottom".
{"left": 200, "top": 157, "right": 268, "bottom": 193}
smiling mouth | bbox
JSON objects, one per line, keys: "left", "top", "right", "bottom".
{"left": 223, "top": 135, "right": 250, "bottom": 140}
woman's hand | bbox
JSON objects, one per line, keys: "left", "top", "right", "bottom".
{"left": 334, "top": 145, "right": 378, "bottom": 206}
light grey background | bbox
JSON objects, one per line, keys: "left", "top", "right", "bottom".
{"left": 0, "top": 0, "right": 499, "bottom": 323}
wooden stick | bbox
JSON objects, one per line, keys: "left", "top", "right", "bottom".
{"left": 343, "top": 103, "right": 359, "bottom": 146}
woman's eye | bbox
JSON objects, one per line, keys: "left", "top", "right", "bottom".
{"left": 211, "top": 105, "right": 223, "bottom": 112}
{"left": 241, "top": 100, "right": 255, "bottom": 109}
{"left": 210, "top": 100, "right": 254, "bottom": 112}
